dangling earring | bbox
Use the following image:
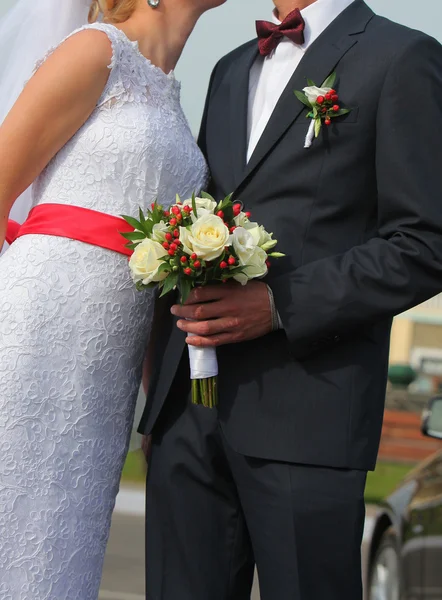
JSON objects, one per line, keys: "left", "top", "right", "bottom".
{"left": 147, "top": 0, "right": 160, "bottom": 7}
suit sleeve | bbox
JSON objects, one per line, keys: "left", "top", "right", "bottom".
{"left": 271, "top": 35, "right": 442, "bottom": 359}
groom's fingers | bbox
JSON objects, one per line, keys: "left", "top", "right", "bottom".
{"left": 186, "top": 332, "right": 235, "bottom": 348}
{"left": 171, "top": 300, "right": 229, "bottom": 321}
{"left": 176, "top": 316, "right": 238, "bottom": 336}
{"left": 184, "top": 282, "right": 236, "bottom": 305}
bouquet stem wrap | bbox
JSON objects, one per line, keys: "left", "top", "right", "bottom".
{"left": 188, "top": 338, "right": 218, "bottom": 407}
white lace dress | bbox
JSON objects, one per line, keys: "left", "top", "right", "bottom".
{"left": 0, "top": 23, "right": 207, "bottom": 600}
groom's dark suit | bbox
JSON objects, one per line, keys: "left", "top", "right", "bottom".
{"left": 141, "top": 2, "right": 442, "bottom": 598}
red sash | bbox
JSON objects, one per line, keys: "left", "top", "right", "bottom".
{"left": 6, "top": 204, "right": 134, "bottom": 257}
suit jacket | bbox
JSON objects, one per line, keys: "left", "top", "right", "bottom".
{"left": 139, "top": 0, "right": 442, "bottom": 471}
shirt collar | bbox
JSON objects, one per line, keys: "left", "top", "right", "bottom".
{"left": 272, "top": 0, "right": 355, "bottom": 49}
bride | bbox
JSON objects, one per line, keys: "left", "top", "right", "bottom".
{"left": 0, "top": 0, "right": 223, "bottom": 597}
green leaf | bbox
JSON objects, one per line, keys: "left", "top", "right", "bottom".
{"left": 191, "top": 192, "right": 198, "bottom": 219}
{"left": 139, "top": 207, "right": 146, "bottom": 224}
{"left": 121, "top": 215, "right": 143, "bottom": 231}
{"left": 157, "top": 262, "right": 171, "bottom": 275}
{"left": 159, "top": 273, "right": 178, "bottom": 298}
{"left": 121, "top": 231, "right": 146, "bottom": 241}
{"left": 125, "top": 242, "right": 140, "bottom": 251}
{"left": 178, "top": 277, "right": 193, "bottom": 305}
{"left": 322, "top": 71, "right": 336, "bottom": 89}
{"left": 294, "top": 90, "right": 312, "bottom": 109}
{"left": 314, "top": 118, "right": 322, "bottom": 138}
{"left": 331, "top": 108, "right": 351, "bottom": 118}
{"left": 307, "top": 78, "right": 316, "bottom": 86}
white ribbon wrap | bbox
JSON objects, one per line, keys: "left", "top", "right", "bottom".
{"left": 304, "top": 119, "right": 316, "bottom": 149}
{"left": 188, "top": 337, "right": 218, "bottom": 379}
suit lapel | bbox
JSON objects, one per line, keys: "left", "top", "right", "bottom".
{"left": 236, "top": 0, "right": 374, "bottom": 188}
{"left": 229, "top": 43, "right": 259, "bottom": 188}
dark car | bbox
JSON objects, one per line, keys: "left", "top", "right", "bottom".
{"left": 367, "top": 397, "right": 442, "bottom": 600}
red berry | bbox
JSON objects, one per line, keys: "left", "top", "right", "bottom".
{"left": 184, "top": 267, "right": 192, "bottom": 276}
{"left": 168, "top": 249, "right": 175, "bottom": 256}
{"left": 266, "top": 260, "right": 271, "bottom": 268}
{"left": 183, "top": 205, "right": 191, "bottom": 213}
{"left": 162, "top": 242, "right": 169, "bottom": 250}
{"left": 245, "top": 211, "right": 251, "bottom": 219}
{"left": 172, "top": 206, "right": 180, "bottom": 215}
{"left": 331, "top": 94, "right": 339, "bottom": 102}
{"left": 164, "top": 210, "right": 170, "bottom": 217}
{"left": 151, "top": 202, "right": 156, "bottom": 210}
{"left": 173, "top": 229, "right": 179, "bottom": 238}
{"left": 165, "top": 233, "right": 173, "bottom": 242}
{"left": 191, "top": 253, "right": 197, "bottom": 260}
{"left": 180, "top": 256, "right": 187, "bottom": 264}
{"left": 321, "top": 107, "right": 327, "bottom": 113}
{"left": 193, "top": 260, "right": 201, "bottom": 269}
{"left": 333, "top": 105, "right": 339, "bottom": 112}
{"left": 228, "top": 257, "right": 236, "bottom": 266}
{"left": 325, "top": 119, "right": 331, "bottom": 126}
{"left": 325, "top": 92, "right": 332, "bottom": 100}
{"left": 233, "top": 203, "right": 241, "bottom": 215}
{"left": 169, "top": 218, "right": 177, "bottom": 226}
{"left": 170, "top": 243, "right": 177, "bottom": 252}
{"left": 174, "top": 239, "right": 181, "bottom": 246}
{"left": 217, "top": 210, "right": 224, "bottom": 219}
{"left": 316, "top": 96, "right": 324, "bottom": 105}
{"left": 230, "top": 226, "right": 237, "bottom": 233}
{"left": 220, "top": 261, "right": 228, "bottom": 269}
{"left": 330, "top": 89, "right": 336, "bottom": 95}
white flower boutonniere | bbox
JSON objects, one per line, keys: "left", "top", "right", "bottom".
{"left": 294, "top": 72, "right": 352, "bottom": 148}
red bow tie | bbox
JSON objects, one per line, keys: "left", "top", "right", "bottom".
{"left": 256, "top": 8, "right": 305, "bottom": 57}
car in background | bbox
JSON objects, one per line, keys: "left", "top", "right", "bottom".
{"left": 367, "top": 396, "right": 442, "bottom": 600}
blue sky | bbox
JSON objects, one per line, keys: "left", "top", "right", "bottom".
{"left": 1, "top": 0, "right": 441, "bottom": 131}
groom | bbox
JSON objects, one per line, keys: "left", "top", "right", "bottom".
{"left": 140, "top": 0, "right": 442, "bottom": 598}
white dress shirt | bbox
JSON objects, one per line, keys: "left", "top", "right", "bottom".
{"left": 247, "top": 0, "right": 355, "bottom": 162}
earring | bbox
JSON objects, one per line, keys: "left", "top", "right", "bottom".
{"left": 147, "top": 0, "right": 160, "bottom": 7}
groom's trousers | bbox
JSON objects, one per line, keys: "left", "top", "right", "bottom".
{"left": 145, "top": 356, "right": 367, "bottom": 600}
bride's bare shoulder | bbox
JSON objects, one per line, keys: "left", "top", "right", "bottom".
{"left": 35, "top": 28, "right": 115, "bottom": 78}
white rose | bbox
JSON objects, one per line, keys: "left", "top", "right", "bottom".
{"left": 244, "top": 222, "right": 277, "bottom": 251}
{"left": 232, "top": 227, "right": 268, "bottom": 285}
{"left": 151, "top": 220, "right": 169, "bottom": 243}
{"left": 129, "top": 238, "right": 168, "bottom": 285}
{"left": 302, "top": 85, "right": 332, "bottom": 105}
{"left": 182, "top": 196, "right": 217, "bottom": 215}
{"left": 179, "top": 214, "right": 230, "bottom": 261}
{"left": 233, "top": 211, "right": 250, "bottom": 227}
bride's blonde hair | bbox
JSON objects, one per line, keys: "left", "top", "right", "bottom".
{"left": 88, "top": 0, "right": 138, "bottom": 24}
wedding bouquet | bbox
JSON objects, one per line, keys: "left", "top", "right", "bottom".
{"left": 122, "top": 193, "right": 283, "bottom": 408}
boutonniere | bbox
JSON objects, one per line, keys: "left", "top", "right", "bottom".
{"left": 294, "top": 72, "right": 351, "bottom": 148}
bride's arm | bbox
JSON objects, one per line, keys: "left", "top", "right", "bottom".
{"left": 0, "top": 30, "right": 113, "bottom": 248}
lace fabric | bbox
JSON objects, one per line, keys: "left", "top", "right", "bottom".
{"left": 0, "top": 23, "right": 208, "bottom": 599}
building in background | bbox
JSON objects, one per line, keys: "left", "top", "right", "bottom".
{"left": 390, "top": 296, "right": 442, "bottom": 393}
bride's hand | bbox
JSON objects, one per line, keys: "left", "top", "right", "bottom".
{"left": 142, "top": 435, "right": 152, "bottom": 463}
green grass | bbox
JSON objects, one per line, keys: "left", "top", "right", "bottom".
{"left": 121, "top": 452, "right": 415, "bottom": 505}
{"left": 365, "top": 461, "right": 414, "bottom": 505}
{"left": 121, "top": 450, "right": 146, "bottom": 486}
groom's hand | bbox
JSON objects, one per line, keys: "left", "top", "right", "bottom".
{"left": 171, "top": 281, "right": 272, "bottom": 347}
